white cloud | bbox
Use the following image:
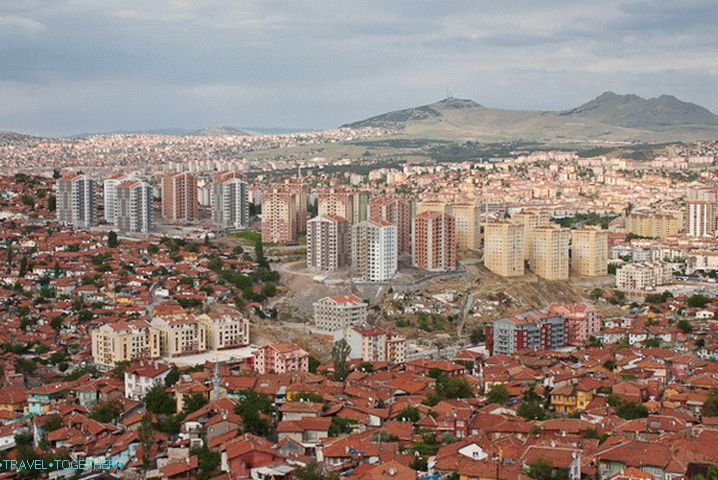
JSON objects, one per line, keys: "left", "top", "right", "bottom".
{"left": 0, "top": 15, "right": 45, "bottom": 31}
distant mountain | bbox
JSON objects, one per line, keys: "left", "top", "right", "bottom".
{"left": 67, "top": 125, "right": 309, "bottom": 138}
{"left": 344, "top": 93, "right": 718, "bottom": 142}
{"left": 189, "top": 126, "right": 251, "bottom": 136}
{"left": 0, "top": 131, "right": 42, "bottom": 142}
{"left": 561, "top": 91, "right": 718, "bottom": 129}
{"left": 345, "top": 97, "right": 481, "bottom": 129}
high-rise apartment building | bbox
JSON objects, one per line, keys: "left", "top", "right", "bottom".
{"left": 352, "top": 220, "right": 397, "bottom": 282}
{"left": 413, "top": 211, "right": 457, "bottom": 271}
{"left": 313, "top": 294, "right": 368, "bottom": 332}
{"left": 57, "top": 174, "right": 96, "bottom": 229}
{"left": 512, "top": 210, "right": 550, "bottom": 260}
{"left": 306, "top": 215, "right": 351, "bottom": 271}
{"left": 352, "top": 192, "right": 370, "bottom": 224}
{"left": 483, "top": 221, "right": 524, "bottom": 277}
{"left": 571, "top": 226, "right": 608, "bottom": 277}
{"left": 451, "top": 203, "right": 482, "bottom": 250}
{"left": 369, "top": 196, "right": 412, "bottom": 255}
{"left": 416, "top": 200, "right": 449, "bottom": 215}
{"left": 317, "top": 187, "right": 354, "bottom": 223}
{"left": 531, "top": 225, "right": 571, "bottom": 280}
{"left": 162, "top": 172, "right": 197, "bottom": 223}
{"left": 625, "top": 212, "right": 682, "bottom": 239}
{"left": 284, "top": 178, "right": 308, "bottom": 235}
{"left": 262, "top": 186, "right": 298, "bottom": 244}
{"left": 687, "top": 201, "right": 716, "bottom": 237}
{"left": 103, "top": 174, "right": 135, "bottom": 224}
{"left": 115, "top": 180, "right": 153, "bottom": 233}
{"left": 212, "top": 173, "right": 249, "bottom": 230}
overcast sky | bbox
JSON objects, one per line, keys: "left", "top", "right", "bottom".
{"left": 1, "top": 0, "right": 717, "bottom": 136}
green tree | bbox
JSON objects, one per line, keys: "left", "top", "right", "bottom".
{"left": 145, "top": 385, "right": 175, "bottom": 415}
{"left": 676, "top": 319, "right": 693, "bottom": 333}
{"left": 164, "top": 367, "right": 180, "bottom": 387}
{"left": 138, "top": 412, "right": 154, "bottom": 470}
{"left": 688, "top": 294, "right": 711, "bottom": 308}
{"left": 614, "top": 400, "right": 649, "bottom": 419}
{"left": 435, "top": 376, "right": 474, "bottom": 400}
{"left": 90, "top": 400, "right": 123, "bottom": 423}
{"left": 609, "top": 290, "right": 626, "bottom": 305}
{"left": 470, "top": 327, "right": 485, "bottom": 344}
{"left": 190, "top": 446, "right": 221, "bottom": 480}
{"left": 328, "top": 417, "right": 358, "bottom": 437}
{"left": 107, "top": 231, "right": 119, "bottom": 248}
{"left": 235, "top": 390, "right": 273, "bottom": 437}
{"left": 332, "top": 338, "right": 351, "bottom": 381}
{"left": 703, "top": 388, "right": 718, "bottom": 417}
{"left": 292, "top": 462, "right": 339, "bottom": 480}
{"left": 111, "top": 360, "right": 131, "bottom": 379}
{"left": 695, "top": 464, "right": 718, "bottom": 480}
{"left": 397, "top": 406, "right": 421, "bottom": 423}
{"left": 308, "top": 355, "right": 321, "bottom": 373}
{"left": 358, "top": 361, "right": 373, "bottom": 373}
{"left": 294, "top": 391, "right": 324, "bottom": 403}
{"left": 42, "top": 414, "right": 64, "bottom": 432}
{"left": 641, "top": 338, "right": 660, "bottom": 348}
{"left": 47, "top": 195, "right": 56, "bottom": 212}
{"left": 183, "top": 392, "right": 208, "bottom": 414}
{"left": 524, "top": 457, "right": 569, "bottom": 480}
{"left": 486, "top": 384, "right": 510, "bottom": 404}
{"left": 517, "top": 401, "right": 546, "bottom": 420}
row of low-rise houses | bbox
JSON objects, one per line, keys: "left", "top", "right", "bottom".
{"left": 485, "top": 303, "right": 601, "bottom": 355}
{"left": 91, "top": 311, "right": 250, "bottom": 368}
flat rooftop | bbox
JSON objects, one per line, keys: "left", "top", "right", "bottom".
{"left": 163, "top": 345, "right": 259, "bottom": 367}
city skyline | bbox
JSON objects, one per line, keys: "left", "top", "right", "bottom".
{"left": 0, "top": 0, "right": 717, "bottom": 136}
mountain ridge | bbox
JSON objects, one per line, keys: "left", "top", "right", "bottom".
{"left": 343, "top": 92, "right": 718, "bottom": 142}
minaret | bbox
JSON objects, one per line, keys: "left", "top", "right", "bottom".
{"left": 212, "top": 358, "right": 221, "bottom": 400}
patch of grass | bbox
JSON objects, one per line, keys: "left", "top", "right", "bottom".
{"left": 229, "top": 231, "right": 262, "bottom": 245}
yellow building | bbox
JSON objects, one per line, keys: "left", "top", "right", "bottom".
{"left": 418, "top": 201, "right": 481, "bottom": 250}
{"left": 571, "top": 226, "right": 608, "bottom": 277}
{"left": 530, "top": 224, "right": 570, "bottom": 280}
{"left": 416, "top": 200, "right": 449, "bottom": 215}
{"left": 452, "top": 203, "right": 482, "bottom": 249}
{"left": 483, "top": 221, "right": 524, "bottom": 277}
{"left": 151, "top": 315, "right": 208, "bottom": 357}
{"left": 91, "top": 320, "right": 161, "bottom": 369}
{"left": 550, "top": 382, "right": 595, "bottom": 414}
{"left": 511, "top": 210, "right": 550, "bottom": 260}
{"left": 625, "top": 211, "right": 681, "bottom": 239}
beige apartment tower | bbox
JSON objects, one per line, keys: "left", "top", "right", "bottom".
{"left": 262, "top": 186, "right": 299, "bottom": 244}
{"left": 531, "top": 224, "right": 571, "bottom": 280}
{"left": 484, "top": 221, "right": 524, "bottom": 277}
{"left": 625, "top": 212, "right": 681, "bottom": 239}
{"left": 571, "top": 226, "right": 608, "bottom": 277}
{"left": 317, "top": 187, "right": 354, "bottom": 223}
{"left": 451, "top": 203, "right": 482, "bottom": 249}
{"left": 512, "top": 210, "right": 550, "bottom": 260}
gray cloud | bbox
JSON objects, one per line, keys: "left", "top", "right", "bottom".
{"left": 0, "top": 0, "right": 716, "bottom": 136}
